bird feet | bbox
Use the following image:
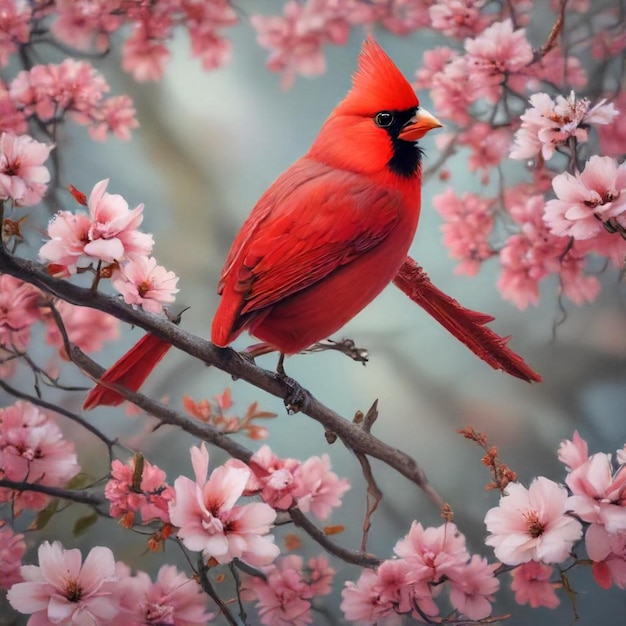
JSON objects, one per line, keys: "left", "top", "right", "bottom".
{"left": 276, "top": 353, "right": 308, "bottom": 414}
{"left": 305, "top": 338, "right": 369, "bottom": 365}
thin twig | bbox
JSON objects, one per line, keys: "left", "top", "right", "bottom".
{"left": 197, "top": 559, "right": 239, "bottom": 626}
{"left": 0, "top": 478, "right": 105, "bottom": 507}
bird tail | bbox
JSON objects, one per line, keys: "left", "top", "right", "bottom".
{"left": 83, "top": 333, "right": 173, "bottom": 410}
{"left": 393, "top": 256, "right": 542, "bottom": 383}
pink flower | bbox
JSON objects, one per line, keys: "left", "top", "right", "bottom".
{"left": 544, "top": 156, "right": 626, "bottom": 241}
{"left": 0, "top": 275, "right": 41, "bottom": 351}
{"left": 122, "top": 29, "right": 171, "bottom": 82}
{"left": 447, "top": 554, "right": 499, "bottom": 620}
{"left": 429, "top": 0, "right": 490, "bottom": 39}
{"left": 598, "top": 93, "right": 626, "bottom": 158}
{"left": 245, "top": 554, "right": 334, "bottom": 626}
{"left": 458, "top": 123, "right": 511, "bottom": 181}
{"left": 558, "top": 431, "right": 589, "bottom": 470}
{"left": 85, "top": 178, "right": 153, "bottom": 262}
{"left": 112, "top": 562, "right": 213, "bottom": 626}
{"left": 430, "top": 56, "right": 478, "bottom": 125}
{"left": 0, "top": 132, "right": 53, "bottom": 206}
{"left": 293, "top": 454, "right": 350, "bottom": 520}
{"left": 105, "top": 457, "right": 174, "bottom": 526}
{"left": 394, "top": 521, "right": 469, "bottom": 583}
{"left": 39, "top": 210, "right": 92, "bottom": 271}
{"left": 484, "top": 477, "right": 583, "bottom": 565}
{"left": 510, "top": 561, "right": 560, "bottom": 608}
{"left": 169, "top": 443, "right": 279, "bottom": 566}
{"left": 341, "top": 568, "right": 401, "bottom": 626}
{"left": 510, "top": 92, "right": 618, "bottom": 161}
{"left": 43, "top": 300, "right": 119, "bottom": 356}
{"left": 566, "top": 452, "right": 626, "bottom": 534}
{"left": 0, "top": 0, "right": 31, "bottom": 66}
{"left": 434, "top": 189, "right": 495, "bottom": 276}
{"left": 249, "top": 445, "right": 301, "bottom": 509}
{"left": 585, "top": 523, "right": 626, "bottom": 590}
{"left": 0, "top": 401, "right": 80, "bottom": 514}
{"left": 0, "top": 522, "right": 26, "bottom": 590}
{"left": 89, "top": 94, "right": 139, "bottom": 141}
{"left": 413, "top": 46, "right": 458, "bottom": 91}
{"left": 464, "top": 19, "right": 533, "bottom": 101}
{"left": 112, "top": 255, "right": 179, "bottom": 314}
{"left": 7, "top": 541, "right": 120, "bottom": 624}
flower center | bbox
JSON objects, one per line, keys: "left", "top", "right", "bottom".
{"left": 524, "top": 510, "right": 545, "bottom": 538}
{"left": 138, "top": 280, "right": 152, "bottom": 297}
{"left": 65, "top": 578, "right": 82, "bottom": 603}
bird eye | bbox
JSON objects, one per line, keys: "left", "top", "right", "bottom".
{"left": 374, "top": 111, "right": 395, "bottom": 128}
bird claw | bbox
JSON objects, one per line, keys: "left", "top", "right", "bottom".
{"left": 306, "top": 338, "right": 369, "bottom": 365}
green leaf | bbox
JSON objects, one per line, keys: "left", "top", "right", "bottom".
{"left": 73, "top": 511, "right": 98, "bottom": 537}
{"left": 65, "top": 472, "right": 95, "bottom": 490}
{"left": 29, "top": 499, "right": 59, "bottom": 530}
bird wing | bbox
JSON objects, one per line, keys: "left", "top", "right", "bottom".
{"left": 217, "top": 160, "right": 402, "bottom": 316}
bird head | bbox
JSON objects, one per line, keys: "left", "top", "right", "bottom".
{"left": 308, "top": 37, "right": 442, "bottom": 178}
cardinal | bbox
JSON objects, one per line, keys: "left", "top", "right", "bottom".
{"left": 84, "top": 38, "right": 539, "bottom": 410}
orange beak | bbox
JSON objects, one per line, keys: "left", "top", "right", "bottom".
{"left": 398, "top": 107, "right": 442, "bottom": 142}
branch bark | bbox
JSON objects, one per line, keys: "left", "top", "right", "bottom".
{"left": 0, "top": 248, "right": 444, "bottom": 510}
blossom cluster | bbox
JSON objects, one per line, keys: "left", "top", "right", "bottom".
{"left": 3, "top": 58, "right": 138, "bottom": 141}
{"left": 483, "top": 432, "right": 626, "bottom": 609}
{"left": 6, "top": 541, "right": 213, "bottom": 626}
{"left": 0, "top": 273, "right": 119, "bottom": 377}
{"left": 245, "top": 444, "right": 350, "bottom": 520}
{"left": 0, "top": 0, "right": 237, "bottom": 84}
{"left": 0, "top": 401, "right": 80, "bottom": 514}
{"left": 39, "top": 178, "right": 179, "bottom": 314}
{"left": 243, "top": 554, "right": 335, "bottom": 626}
{"left": 341, "top": 521, "right": 500, "bottom": 623}
{"left": 418, "top": 9, "right": 626, "bottom": 309}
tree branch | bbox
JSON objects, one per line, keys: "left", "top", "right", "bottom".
{"left": 0, "top": 249, "right": 444, "bottom": 509}
{"left": 0, "top": 478, "right": 105, "bottom": 507}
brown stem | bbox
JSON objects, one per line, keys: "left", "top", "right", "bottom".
{"left": 0, "top": 478, "right": 105, "bottom": 507}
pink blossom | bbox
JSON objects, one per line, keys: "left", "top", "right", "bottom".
{"left": 39, "top": 210, "right": 92, "bottom": 271}
{"left": 447, "top": 555, "right": 500, "bottom": 620}
{"left": 497, "top": 194, "right": 599, "bottom": 309}
{"left": 0, "top": 0, "right": 31, "bottom": 66}
{"left": 0, "top": 275, "right": 41, "bottom": 351}
{"left": 112, "top": 562, "right": 213, "bottom": 625}
{"left": 528, "top": 48, "right": 587, "bottom": 90}
{"left": 293, "top": 454, "right": 350, "bottom": 519}
{"left": 89, "top": 94, "right": 139, "bottom": 141}
{"left": 112, "top": 256, "right": 179, "bottom": 314}
{"left": 394, "top": 521, "right": 469, "bottom": 583}
{"left": 510, "top": 92, "right": 618, "bottom": 161}
{"left": 0, "top": 522, "right": 26, "bottom": 590}
{"left": 0, "top": 81, "right": 27, "bottom": 135}
{"left": 598, "top": 93, "right": 626, "bottom": 158}
{"left": 429, "top": 56, "right": 478, "bottom": 125}
{"left": 458, "top": 123, "right": 512, "bottom": 181}
{"left": 585, "top": 523, "right": 626, "bottom": 590}
{"left": 7, "top": 541, "right": 120, "bottom": 624}
{"left": 429, "top": 0, "right": 490, "bottom": 39}
{"left": 380, "top": 0, "right": 432, "bottom": 35}
{"left": 413, "top": 46, "right": 458, "bottom": 91}
{"left": 169, "top": 443, "right": 279, "bottom": 566}
{"left": 0, "top": 132, "right": 53, "bottom": 206}
{"left": 434, "top": 189, "right": 495, "bottom": 276}
{"left": 51, "top": 0, "right": 122, "bottom": 53}
{"left": 510, "top": 561, "right": 560, "bottom": 608}
{"left": 0, "top": 401, "right": 80, "bottom": 513}
{"left": 484, "top": 477, "right": 583, "bottom": 565}
{"left": 544, "top": 156, "right": 626, "bottom": 241}
{"left": 86, "top": 178, "right": 153, "bottom": 262}
{"left": 464, "top": 19, "right": 534, "bottom": 102}
{"left": 9, "top": 60, "right": 137, "bottom": 140}
{"left": 43, "top": 300, "right": 119, "bottom": 356}
{"left": 122, "top": 28, "right": 171, "bottom": 82}
{"left": 105, "top": 457, "right": 174, "bottom": 526}
{"left": 341, "top": 568, "right": 402, "bottom": 626}
{"left": 566, "top": 452, "right": 626, "bottom": 534}
{"left": 558, "top": 431, "right": 589, "bottom": 470}
{"left": 249, "top": 445, "right": 301, "bottom": 509}
{"left": 245, "top": 554, "right": 334, "bottom": 626}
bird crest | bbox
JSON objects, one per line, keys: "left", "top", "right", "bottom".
{"left": 336, "top": 36, "right": 419, "bottom": 116}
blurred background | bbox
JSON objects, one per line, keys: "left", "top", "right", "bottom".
{"left": 3, "top": 6, "right": 625, "bottom": 625}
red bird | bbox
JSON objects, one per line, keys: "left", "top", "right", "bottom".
{"left": 211, "top": 37, "right": 440, "bottom": 355}
{"left": 84, "top": 38, "right": 538, "bottom": 410}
